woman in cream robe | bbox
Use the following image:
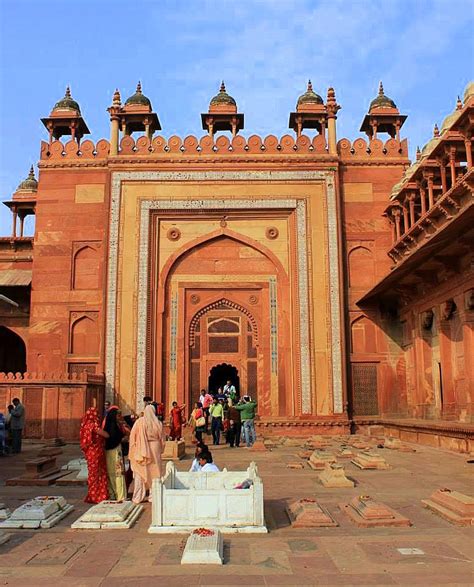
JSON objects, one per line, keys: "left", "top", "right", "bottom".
{"left": 129, "top": 404, "right": 165, "bottom": 504}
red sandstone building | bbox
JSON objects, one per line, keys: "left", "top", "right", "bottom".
{"left": 0, "top": 81, "right": 472, "bottom": 451}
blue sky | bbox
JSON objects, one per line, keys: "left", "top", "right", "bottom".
{"left": 0, "top": 0, "right": 473, "bottom": 235}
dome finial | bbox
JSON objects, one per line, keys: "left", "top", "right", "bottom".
{"left": 65, "top": 86, "right": 71, "bottom": 98}
{"left": 112, "top": 88, "right": 122, "bottom": 107}
{"left": 307, "top": 79, "right": 313, "bottom": 92}
{"left": 136, "top": 81, "right": 142, "bottom": 94}
{"left": 456, "top": 95, "right": 462, "bottom": 110}
{"left": 433, "top": 123, "right": 440, "bottom": 137}
{"left": 17, "top": 165, "right": 38, "bottom": 191}
{"left": 220, "top": 80, "right": 226, "bottom": 93}
{"left": 28, "top": 164, "right": 35, "bottom": 179}
{"left": 416, "top": 146, "right": 421, "bottom": 160}
{"left": 379, "top": 81, "right": 384, "bottom": 96}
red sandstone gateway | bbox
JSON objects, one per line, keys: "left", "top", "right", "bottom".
{"left": 0, "top": 81, "right": 472, "bottom": 452}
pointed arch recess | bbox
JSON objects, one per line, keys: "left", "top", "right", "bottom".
{"left": 189, "top": 298, "right": 259, "bottom": 347}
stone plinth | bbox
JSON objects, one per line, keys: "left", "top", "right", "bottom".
{"left": 305, "top": 435, "right": 331, "bottom": 449}
{"left": 58, "top": 459, "right": 88, "bottom": 486}
{"left": 181, "top": 529, "right": 224, "bottom": 565}
{"left": 308, "top": 450, "right": 336, "bottom": 470}
{"left": 149, "top": 461, "right": 267, "bottom": 533}
{"left": 319, "top": 463, "right": 354, "bottom": 488}
{"left": 336, "top": 448, "right": 355, "bottom": 459}
{"left": 286, "top": 499, "right": 338, "bottom": 527}
{"left": 287, "top": 462, "right": 305, "bottom": 469}
{"left": 297, "top": 450, "right": 312, "bottom": 459}
{"left": 162, "top": 440, "right": 186, "bottom": 461}
{"left": 351, "top": 451, "right": 390, "bottom": 470}
{"left": 71, "top": 500, "right": 143, "bottom": 529}
{"left": 6, "top": 454, "right": 67, "bottom": 486}
{"left": 422, "top": 489, "right": 474, "bottom": 526}
{"left": 341, "top": 496, "right": 411, "bottom": 527}
{"left": 0, "top": 496, "right": 74, "bottom": 529}
{"left": 384, "top": 437, "right": 416, "bottom": 452}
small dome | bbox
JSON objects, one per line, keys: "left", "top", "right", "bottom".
{"left": 125, "top": 81, "right": 152, "bottom": 107}
{"left": 210, "top": 81, "right": 237, "bottom": 107}
{"left": 440, "top": 111, "right": 460, "bottom": 133}
{"left": 17, "top": 166, "right": 38, "bottom": 191}
{"left": 463, "top": 81, "right": 474, "bottom": 103}
{"left": 369, "top": 82, "right": 396, "bottom": 111}
{"left": 53, "top": 86, "right": 81, "bottom": 113}
{"left": 297, "top": 80, "right": 323, "bottom": 106}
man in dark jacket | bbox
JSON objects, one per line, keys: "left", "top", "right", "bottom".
{"left": 226, "top": 403, "right": 242, "bottom": 448}
{"left": 10, "top": 398, "right": 25, "bottom": 454}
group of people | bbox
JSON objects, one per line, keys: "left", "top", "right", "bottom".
{"left": 80, "top": 399, "right": 165, "bottom": 505}
{"left": 0, "top": 398, "right": 26, "bottom": 456}
{"left": 189, "top": 381, "right": 258, "bottom": 448}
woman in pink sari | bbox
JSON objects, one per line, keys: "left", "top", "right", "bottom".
{"left": 129, "top": 404, "right": 165, "bottom": 504}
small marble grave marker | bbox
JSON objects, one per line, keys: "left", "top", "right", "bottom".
{"left": 58, "top": 459, "right": 88, "bottom": 486}
{"left": 286, "top": 498, "right": 338, "bottom": 527}
{"left": 351, "top": 451, "right": 390, "bottom": 470}
{"left": 335, "top": 448, "right": 355, "bottom": 459}
{"left": 341, "top": 495, "right": 411, "bottom": 527}
{"left": 308, "top": 450, "right": 336, "bottom": 470}
{"left": 0, "top": 496, "right": 74, "bottom": 529}
{"left": 181, "top": 528, "right": 223, "bottom": 565}
{"left": 71, "top": 500, "right": 143, "bottom": 529}
{"left": 422, "top": 488, "right": 474, "bottom": 526}
{"left": 319, "top": 463, "right": 354, "bottom": 488}
{"left": 0, "top": 503, "right": 11, "bottom": 521}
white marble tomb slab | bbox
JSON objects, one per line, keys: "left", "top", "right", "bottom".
{"left": 0, "top": 496, "right": 74, "bottom": 529}
{"left": 62, "top": 458, "right": 87, "bottom": 471}
{"left": 181, "top": 530, "right": 224, "bottom": 565}
{"left": 71, "top": 500, "right": 143, "bottom": 529}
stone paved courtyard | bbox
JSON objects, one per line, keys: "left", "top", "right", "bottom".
{"left": 0, "top": 437, "right": 473, "bottom": 586}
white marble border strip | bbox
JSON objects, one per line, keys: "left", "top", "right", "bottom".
{"left": 325, "top": 179, "right": 343, "bottom": 413}
{"left": 106, "top": 170, "right": 343, "bottom": 415}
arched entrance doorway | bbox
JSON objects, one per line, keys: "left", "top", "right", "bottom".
{"left": 188, "top": 301, "right": 259, "bottom": 407}
{"left": 0, "top": 326, "right": 26, "bottom": 373}
{"left": 208, "top": 363, "right": 240, "bottom": 395}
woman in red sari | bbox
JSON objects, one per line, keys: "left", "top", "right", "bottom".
{"left": 169, "top": 401, "right": 185, "bottom": 440}
{"left": 80, "top": 407, "right": 110, "bottom": 503}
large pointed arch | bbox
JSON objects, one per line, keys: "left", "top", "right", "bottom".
{"left": 158, "top": 227, "right": 289, "bottom": 312}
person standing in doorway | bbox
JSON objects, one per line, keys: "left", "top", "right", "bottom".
{"left": 235, "top": 395, "right": 258, "bottom": 448}
{"left": 209, "top": 397, "right": 224, "bottom": 446}
{"left": 169, "top": 401, "right": 185, "bottom": 440}
{"left": 10, "top": 398, "right": 25, "bottom": 454}
{"left": 223, "top": 380, "right": 237, "bottom": 403}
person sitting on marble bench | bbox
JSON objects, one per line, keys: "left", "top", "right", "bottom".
{"left": 189, "top": 441, "right": 208, "bottom": 472}
{"left": 198, "top": 451, "right": 220, "bottom": 472}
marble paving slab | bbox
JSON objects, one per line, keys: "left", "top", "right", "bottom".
{"left": 71, "top": 501, "right": 143, "bottom": 529}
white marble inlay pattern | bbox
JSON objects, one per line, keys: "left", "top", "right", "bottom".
{"left": 106, "top": 170, "right": 343, "bottom": 415}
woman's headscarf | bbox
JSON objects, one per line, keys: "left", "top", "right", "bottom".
{"left": 80, "top": 407, "right": 100, "bottom": 451}
{"left": 129, "top": 405, "right": 164, "bottom": 478}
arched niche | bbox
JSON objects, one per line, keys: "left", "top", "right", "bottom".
{"left": 351, "top": 315, "right": 377, "bottom": 354}
{"left": 70, "top": 315, "right": 99, "bottom": 356}
{"left": 348, "top": 246, "right": 375, "bottom": 288}
{"left": 72, "top": 245, "right": 100, "bottom": 290}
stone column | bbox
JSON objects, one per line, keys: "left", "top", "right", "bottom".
{"left": 19, "top": 214, "right": 25, "bottom": 238}
{"left": 426, "top": 174, "right": 434, "bottom": 208}
{"left": 419, "top": 185, "right": 427, "bottom": 215}
{"left": 393, "top": 208, "right": 401, "bottom": 240}
{"left": 110, "top": 116, "right": 120, "bottom": 156}
{"left": 408, "top": 193, "right": 416, "bottom": 226}
{"left": 402, "top": 204, "right": 409, "bottom": 233}
{"left": 465, "top": 136, "right": 472, "bottom": 169}
{"left": 11, "top": 209, "right": 17, "bottom": 238}
{"left": 439, "top": 161, "right": 447, "bottom": 194}
{"left": 449, "top": 147, "right": 457, "bottom": 186}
